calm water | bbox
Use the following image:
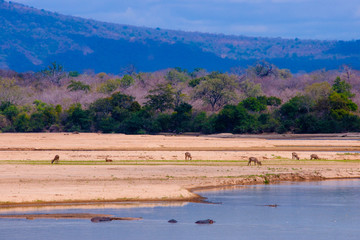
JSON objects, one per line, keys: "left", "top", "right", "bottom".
{"left": 1, "top": 180, "right": 360, "bottom": 240}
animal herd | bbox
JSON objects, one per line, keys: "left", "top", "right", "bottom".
{"left": 50, "top": 151, "right": 320, "bottom": 165}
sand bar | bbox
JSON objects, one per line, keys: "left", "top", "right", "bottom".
{"left": 0, "top": 133, "right": 359, "bottom": 207}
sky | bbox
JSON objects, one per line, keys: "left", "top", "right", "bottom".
{"left": 13, "top": 0, "right": 360, "bottom": 40}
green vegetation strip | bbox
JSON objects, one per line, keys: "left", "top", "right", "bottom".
{"left": 0, "top": 159, "right": 247, "bottom": 165}
{"left": 1, "top": 159, "right": 360, "bottom": 165}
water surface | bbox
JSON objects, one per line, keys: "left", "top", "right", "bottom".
{"left": 1, "top": 180, "right": 359, "bottom": 240}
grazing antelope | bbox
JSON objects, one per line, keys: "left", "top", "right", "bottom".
{"left": 248, "top": 157, "right": 262, "bottom": 166}
{"left": 310, "top": 154, "right": 319, "bottom": 160}
{"left": 292, "top": 152, "right": 300, "bottom": 160}
{"left": 51, "top": 155, "right": 59, "bottom": 164}
{"left": 105, "top": 157, "right": 112, "bottom": 162}
{"left": 185, "top": 152, "right": 192, "bottom": 160}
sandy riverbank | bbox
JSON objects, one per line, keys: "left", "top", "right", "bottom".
{"left": 0, "top": 133, "right": 360, "bottom": 207}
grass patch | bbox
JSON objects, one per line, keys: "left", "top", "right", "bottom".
{"left": 336, "top": 152, "right": 360, "bottom": 156}
{"left": 264, "top": 177, "right": 270, "bottom": 184}
{"left": 221, "top": 176, "right": 238, "bottom": 178}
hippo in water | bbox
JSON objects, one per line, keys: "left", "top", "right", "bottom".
{"left": 168, "top": 219, "right": 178, "bottom": 223}
{"left": 195, "top": 219, "right": 215, "bottom": 224}
{"left": 91, "top": 217, "right": 112, "bottom": 223}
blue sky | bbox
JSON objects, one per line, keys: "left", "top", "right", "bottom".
{"left": 14, "top": 0, "right": 360, "bottom": 40}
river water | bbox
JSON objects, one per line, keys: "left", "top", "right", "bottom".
{"left": 1, "top": 179, "right": 360, "bottom": 240}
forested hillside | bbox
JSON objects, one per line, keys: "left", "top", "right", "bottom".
{"left": 1, "top": 62, "right": 360, "bottom": 134}
{"left": 1, "top": 1, "right": 360, "bottom": 73}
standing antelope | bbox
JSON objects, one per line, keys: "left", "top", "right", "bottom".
{"left": 185, "top": 152, "right": 192, "bottom": 160}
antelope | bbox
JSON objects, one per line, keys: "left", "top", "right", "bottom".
{"left": 185, "top": 152, "right": 192, "bottom": 160}
{"left": 310, "top": 154, "right": 319, "bottom": 160}
{"left": 248, "top": 157, "right": 262, "bottom": 166}
{"left": 51, "top": 155, "right": 59, "bottom": 164}
{"left": 292, "top": 152, "right": 300, "bottom": 160}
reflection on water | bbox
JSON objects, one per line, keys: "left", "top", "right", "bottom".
{"left": 1, "top": 180, "right": 360, "bottom": 240}
{"left": 0, "top": 201, "right": 188, "bottom": 213}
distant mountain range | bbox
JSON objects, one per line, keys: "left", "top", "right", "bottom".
{"left": 1, "top": 0, "right": 360, "bottom": 73}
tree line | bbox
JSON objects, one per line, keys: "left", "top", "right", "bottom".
{"left": 0, "top": 73, "right": 359, "bottom": 134}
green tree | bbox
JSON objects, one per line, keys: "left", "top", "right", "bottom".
{"left": 30, "top": 100, "right": 58, "bottom": 131}
{"left": 121, "top": 109, "right": 160, "bottom": 134}
{"left": 165, "top": 68, "right": 190, "bottom": 84}
{"left": 279, "top": 95, "right": 313, "bottom": 132}
{"left": 89, "top": 93, "right": 141, "bottom": 132}
{"left": 329, "top": 92, "right": 357, "bottom": 120}
{"left": 191, "top": 111, "right": 215, "bottom": 133}
{"left": 95, "top": 115, "right": 118, "bottom": 133}
{"left": 215, "top": 104, "right": 258, "bottom": 133}
{"left": 67, "top": 80, "right": 91, "bottom": 93}
{"left": 241, "top": 97, "right": 267, "bottom": 112}
{"left": 98, "top": 79, "right": 120, "bottom": 94}
{"left": 239, "top": 79, "right": 263, "bottom": 98}
{"left": 110, "top": 92, "right": 138, "bottom": 110}
{"left": 41, "top": 61, "right": 66, "bottom": 85}
{"left": 156, "top": 113, "right": 172, "bottom": 132}
{"left": 188, "top": 76, "right": 206, "bottom": 87}
{"left": 120, "top": 75, "right": 135, "bottom": 88}
{"left": 305, "top": 82, "right": 332, "bottom": 102}
{"left": 0, "top": 77, "right": 23, "bottom": 104}
{"left": 194, "top": 73, "right": 237, "bottom": 111}
{"left": 145, "top": 84, "right": 175, "bottom": 112}
{"left": 266, "top": 96, "right": 282, "bottom": 106}
{"left": 90, "top": 98, "right": 113, "bottom": 115}
{"left": 277, "top": 68, "right": 292, "bottom": 79}
{"left": 280, "top": 96, "right": 313, "bottom": 120}
{"left": 63, "top": 103, "right": 92, "bottom": 132}
{"left": 171, "top": 102, "right": 193, "bottom": 133}
{"left": 305, "top": 82, "right": 332, "bottom": 115}
{"left": 332, "top": 76, "right": 354, "bottom": 98}
{"left": 249, "top": 61, "right": 276, "bottom": 78}
{"left": 0, "top": 113, "right": 10, "bottom": 131}
{"left": 173, "top": 88, "right": 187, "bottom": 108}
{"left": 2, "top": 103, "right": 19, "bottom": 122}
{"left": 68, "top": 71, "right": 80, "bottom": 77}
{"left": 258, "top": 113, "right": 281, "bottom": 133}
{"left": 14, "top": 113, "right": 31, "bottom": 132}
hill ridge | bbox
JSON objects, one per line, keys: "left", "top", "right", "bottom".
{"left": 1, "top": 0, "right": 359, "bottom": 73}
